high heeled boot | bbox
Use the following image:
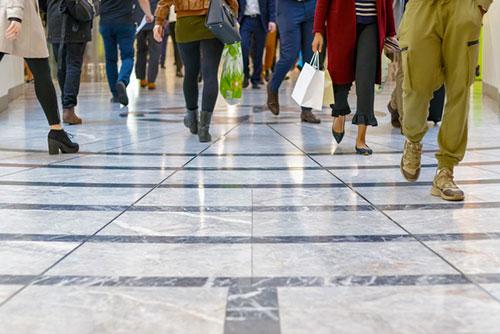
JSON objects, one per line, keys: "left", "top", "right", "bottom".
{"left": 48, "top": 129, "right": 79, "bottom": 155}
{"left": 184, "top": 109, "right": 198, "bottom": 134}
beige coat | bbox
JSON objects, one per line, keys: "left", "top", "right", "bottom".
{"left": 0, "top": 0, "right": 49, "bottom": 58}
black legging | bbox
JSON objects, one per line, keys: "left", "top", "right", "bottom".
{"left": 0, "top": 53, "right": 61, "bottom": 125}
{"left": 177, "top": 39, "right": 223, "bottom": 113}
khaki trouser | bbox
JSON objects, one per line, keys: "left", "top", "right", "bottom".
{"left": 390, "top": 51, "right": 404, "bottom": 119}
{"left": 399, "top": 0, "right": 483, "bottom": 169}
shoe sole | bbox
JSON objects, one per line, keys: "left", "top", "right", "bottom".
{"left": 431, "top": 186, "right": 465, "bottom": 201}
{"left": 301, "top": 119, "right": 321, "bottom": 124}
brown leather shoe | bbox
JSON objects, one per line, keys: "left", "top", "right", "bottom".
{"left": 301, "top": 110, "right": 321, "bottom": 124}
{"left": 63, "top": 107, "right": 82, "bottom": 125}
{"left": 387, "top": 102, "right": 401, "bottom": 128}
{"left": 431, "top": 168, "right": 465, "bottom": 201}
{"left": 267, "top": 85, "right": 280, "bottom": 115}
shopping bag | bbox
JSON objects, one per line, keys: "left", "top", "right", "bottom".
{"left": 291, "top": 52, "right": 325, "bottom": 111}
{"left": 323, "top": 69, "right": 334, "bottom": 107}
{"left": 220, "top": 42, "right": 244, "bottom": 105}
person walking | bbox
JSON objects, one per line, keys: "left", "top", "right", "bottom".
{"left": 399, "top": 0, "right": 493, "bottom": 201}
{"left": 159, "top": 5, "right": 183, "bottom": 77}
{"left": 153, "top": 0, "right": 238, "bottom": 142}
{"left": 99, "top": 0, "right": 153, "bottom": 106}
{"left": 40, "top": 0, "right": 94, "bottom": 125}
{"left": 312, "top": 0, "right": 397, "bottom": 155}
{"left": 266, "top": 0, "right": 320, "bottom": 124}
{"left": 135, "top": 0, "right": 161, "bottom": 90}
{"left": 0, "top": 0, "right": 79, "bottom": 154}
{"left": 238, "top": 0, "right": 276, "bottom": 89}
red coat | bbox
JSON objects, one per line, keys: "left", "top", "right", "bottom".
{"left": 313, "top": 0, "right": 396, "bottom": 85}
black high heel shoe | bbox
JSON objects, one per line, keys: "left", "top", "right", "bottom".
{"left": 48, "top": 129, "right": 79, "bottom": 155}
{"left": 355, "top": 146, "right": 373, "bottom": 156}
{"left": 332, "top": 116, "right": 346, "bottom": 144}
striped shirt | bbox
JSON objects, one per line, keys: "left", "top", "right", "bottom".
{"left": 356, "top": 0, "right": 377, "bottom": 24}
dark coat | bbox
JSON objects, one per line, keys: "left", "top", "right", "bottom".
{"left": 238, "top": 0, "right": 276, "bottom": 31}
{"left": 134, "top": 0, "right": 159, "bottom": 31}
{"left": 313, "top": 0, "right": 396, "bottom": 85}
{"left": 39, "top": 0, "right": 93, "bottom": 44}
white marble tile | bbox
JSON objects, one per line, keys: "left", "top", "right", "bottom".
{"left": 49, "top": 243, "right": 251, "bottom": 277}
{"left": 0, "top": 285, "right": 21, "bottom": 302}
{"left": 252, "top": 187, "right": 365, "bottom": 206}
{"left": 279, "top": 286, "right": 500, "bottom": 334}
{"left": 0, "top": 286, "right": 228, "bottom": 334}
{"left": 253, "top": 242, "right": 455, "bottom": 277}
{"left": 138, "top": 188, "right": 252, "bottom": 207}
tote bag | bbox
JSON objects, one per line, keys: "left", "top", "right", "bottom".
{"left": 323, "top": 69, "right": 334, "bottom": 107}
{"left": 291, "top": 52, "right": 325, "bottom": 111}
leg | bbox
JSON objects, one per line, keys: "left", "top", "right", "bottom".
{"left": 62, "top": 43, "right": 86, "bottom": 109}
{"left": 160, "top": 27, "right": 168, "bottom": 67}
{"left": 437, "top": 1, "right": 482, "bottom": 169}
{"left": 135, "top": 30, "right": 148, "bottom": 81}
{"left": 240, "top": 17, "right": 253, "bottom": 85}
{"left": 299, "top": 16, "right": 320, "bottom": 123}
{"left": 251, "top": 23, "right": 267, "bottom": 86}
{"left": 51, "top": 43, "right": 66, "bottom": 105}
{"left": 389, "top": 51, "right": 403, "bottom": 128}
{"left": 178, "top": 41, "right": 201, "bottom": 111}
{"left": 99, "top": 24, "right": 119, "bottom": 97}
{"left": 116, "top": 24, "right": 136, "bottom": 86}
{"left": 147, "top": 31, "right": 161, "bottom": 84}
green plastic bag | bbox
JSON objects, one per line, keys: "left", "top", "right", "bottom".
{"left": 220, "top": 42, "right": 244, "bottom": 105}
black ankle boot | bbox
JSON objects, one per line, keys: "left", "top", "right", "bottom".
{"left": 48, "top": 129, "right": 79, "bottom": 155}
{"left": 198, "top": 111, "right": 213, "bottom": 143}
{"left": 184, "top": 109, "right": 198, "bottom": 134}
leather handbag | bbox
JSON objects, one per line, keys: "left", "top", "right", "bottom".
{"left": 205, "top": 0, "right": 241, "bottom": 45}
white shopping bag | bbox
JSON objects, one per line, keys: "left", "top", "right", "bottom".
{"left": 292, "top": 52, "right": 325, "bottom": 111}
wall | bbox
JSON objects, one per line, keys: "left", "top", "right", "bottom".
{"left": 483, "top": 3, "right": 500, "bottom": 104}
{"left": 0, "top": 55, "right": 24, "bottom": 112}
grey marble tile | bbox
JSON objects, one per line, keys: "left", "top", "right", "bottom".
{"left": 252, "top": 211, "right": 402, "bottom": 236}
{"left": 279, "top": 285, "right": 500, "bottom": 334}
{"left": 252, "top": 187, "right": 364, "bottom": 207}
{"left": 48, "top": 243, "right": 251, "bottom": 277}
{"left": 0, "top": 286, "right": 228, "bottom": 334}
{"left": 481, "top": 284, "right": 500, "bottom": 300}
{"left": 0, "top": 241, "right": 77, "bottom": 275}
{"left": 0, "top": 210, "right": 119, "bottom": 235}
{"left": 138, "top": 188, "right": 252, "bottom": 207}
{"left": 387, "top": 208, "right": 500, "bottom": 234}
{"left": 186, "top": 155, "right": 317, "bottom": 168}
{"left": 427, "top": 240, "right": 500, "bottom": 274}
{"left": 55, "top": 154, "right": 193, "bottom": 168}
{"left": 253, "top": 242, "right": 455, "bottom": 277}
{"left": 102, "top": 211, "right": 252, "bottom": 236}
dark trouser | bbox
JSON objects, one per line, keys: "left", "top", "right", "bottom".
{"left": 52, "top": 42, "right": 87, "bottom": 109}
{"left": 177, "top": 39, "right": 224, "bottom": 113}
{"left": 0, "top": 53, "right": 60, "bottom": 125}
{"left": 332, "top": 23, "right": 378, "bottom": 126}
{"left": 99, "top": 22, "right": 135, "bottom": 97}
{"left": 240, "top": 16, "right": 267, "bottom": 84}
{"left": 270, "top": 0, "right": 315, "bottom": 92}
{"left": 160, "top": 22, "right": 183, "bottom": 70}
{"left": 135, "top": 30, "right": 161, "bottom": 83}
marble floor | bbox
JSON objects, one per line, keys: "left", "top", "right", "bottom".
{"left": 0, "top": 65, "right": 500, "bottom": 334}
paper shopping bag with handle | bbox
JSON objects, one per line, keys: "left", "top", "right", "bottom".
{"left": 323, "top": 69, "right": 334, "bottom": 107}
{"left": 291, "top": 52, "right": 325, "bottom": 111}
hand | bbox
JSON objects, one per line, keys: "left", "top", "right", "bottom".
{"left": 153, "top": 24, "right": 164, "bottom": 42}
{"left": 268, "top": 22, "right": 276, "bottom": 33}
{"left": 145, "top": 14, "right": 154, "bottom": 23}
{"left": 312, "top": 32, "right": 323, "bottom": 53}
{"left": 5, "top": 20, "right": 22, "bottom": 41}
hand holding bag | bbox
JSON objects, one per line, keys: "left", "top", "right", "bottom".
{"left": 205, "top": 0, "right": 241, "bottom": 45}
{"left": 292, "top": 52, "right": 325, "bottom": 111}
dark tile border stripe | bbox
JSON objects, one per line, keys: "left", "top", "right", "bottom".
{"left": 1, "top": 274, "right": 500, "bottom": 288}
{"left": 2, "top": 232, "right": 500, "bottom": 244}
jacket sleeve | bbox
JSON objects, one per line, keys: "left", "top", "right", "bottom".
{"left": 385, "top": 0, "right": 396, "bottom": 37}
{"left": 155, "top": 0, "right": 173, "bottom": 26}
{"left": 477, "top": 0, "right": 493, "bottom": 11}
{"left": 268, "top": 0, "right": 276, "bottom": 23}
{"left": 7, "top": 0, "right": 25, "bottom": 21}
{"left": 313, "top": 0, "right": 329, "bottom": 34}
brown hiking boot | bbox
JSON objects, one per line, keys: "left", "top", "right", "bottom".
{"left": 401, "top": 139, "right": 422, "bottom": 182}
{"left": 301, "top": 109, "right": 321, "bottom": 124}
{"left": 267, "top": 85, "right": 280, "bottom": 115}
{"left": 63, "top": 107, "right": 82, "bottom": 125}
{"left": 431, "top": 168, "right": 465, "bottom": 201}
{"left": 387, "top": 102, "right": 401, "bottom": 128}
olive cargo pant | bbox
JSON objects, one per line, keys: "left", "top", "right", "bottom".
{"left": 399, "top": 0, "right": 487, "bottom": 169}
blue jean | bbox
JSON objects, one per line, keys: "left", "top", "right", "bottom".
{"left": 99, "top": 23, "right": 135, "bottom": 96}
{"left": 270, "top": 0, "right": 316, "bottom": 92}
{"left": 240, "top": 16, "right": 267, "bottom": 84}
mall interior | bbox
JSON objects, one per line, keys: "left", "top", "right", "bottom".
{"left": 0, "top": 1, "right": 500, "bottom": 333}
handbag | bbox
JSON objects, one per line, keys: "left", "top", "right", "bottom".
{"left": 291, "top": 52, "right": 325, "bottom": 111}
{"left": 60, "top": 0, "right": 99, "bottom": 23}
{"left": 205, "top": 0, "right": 241, "bottom": 45}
